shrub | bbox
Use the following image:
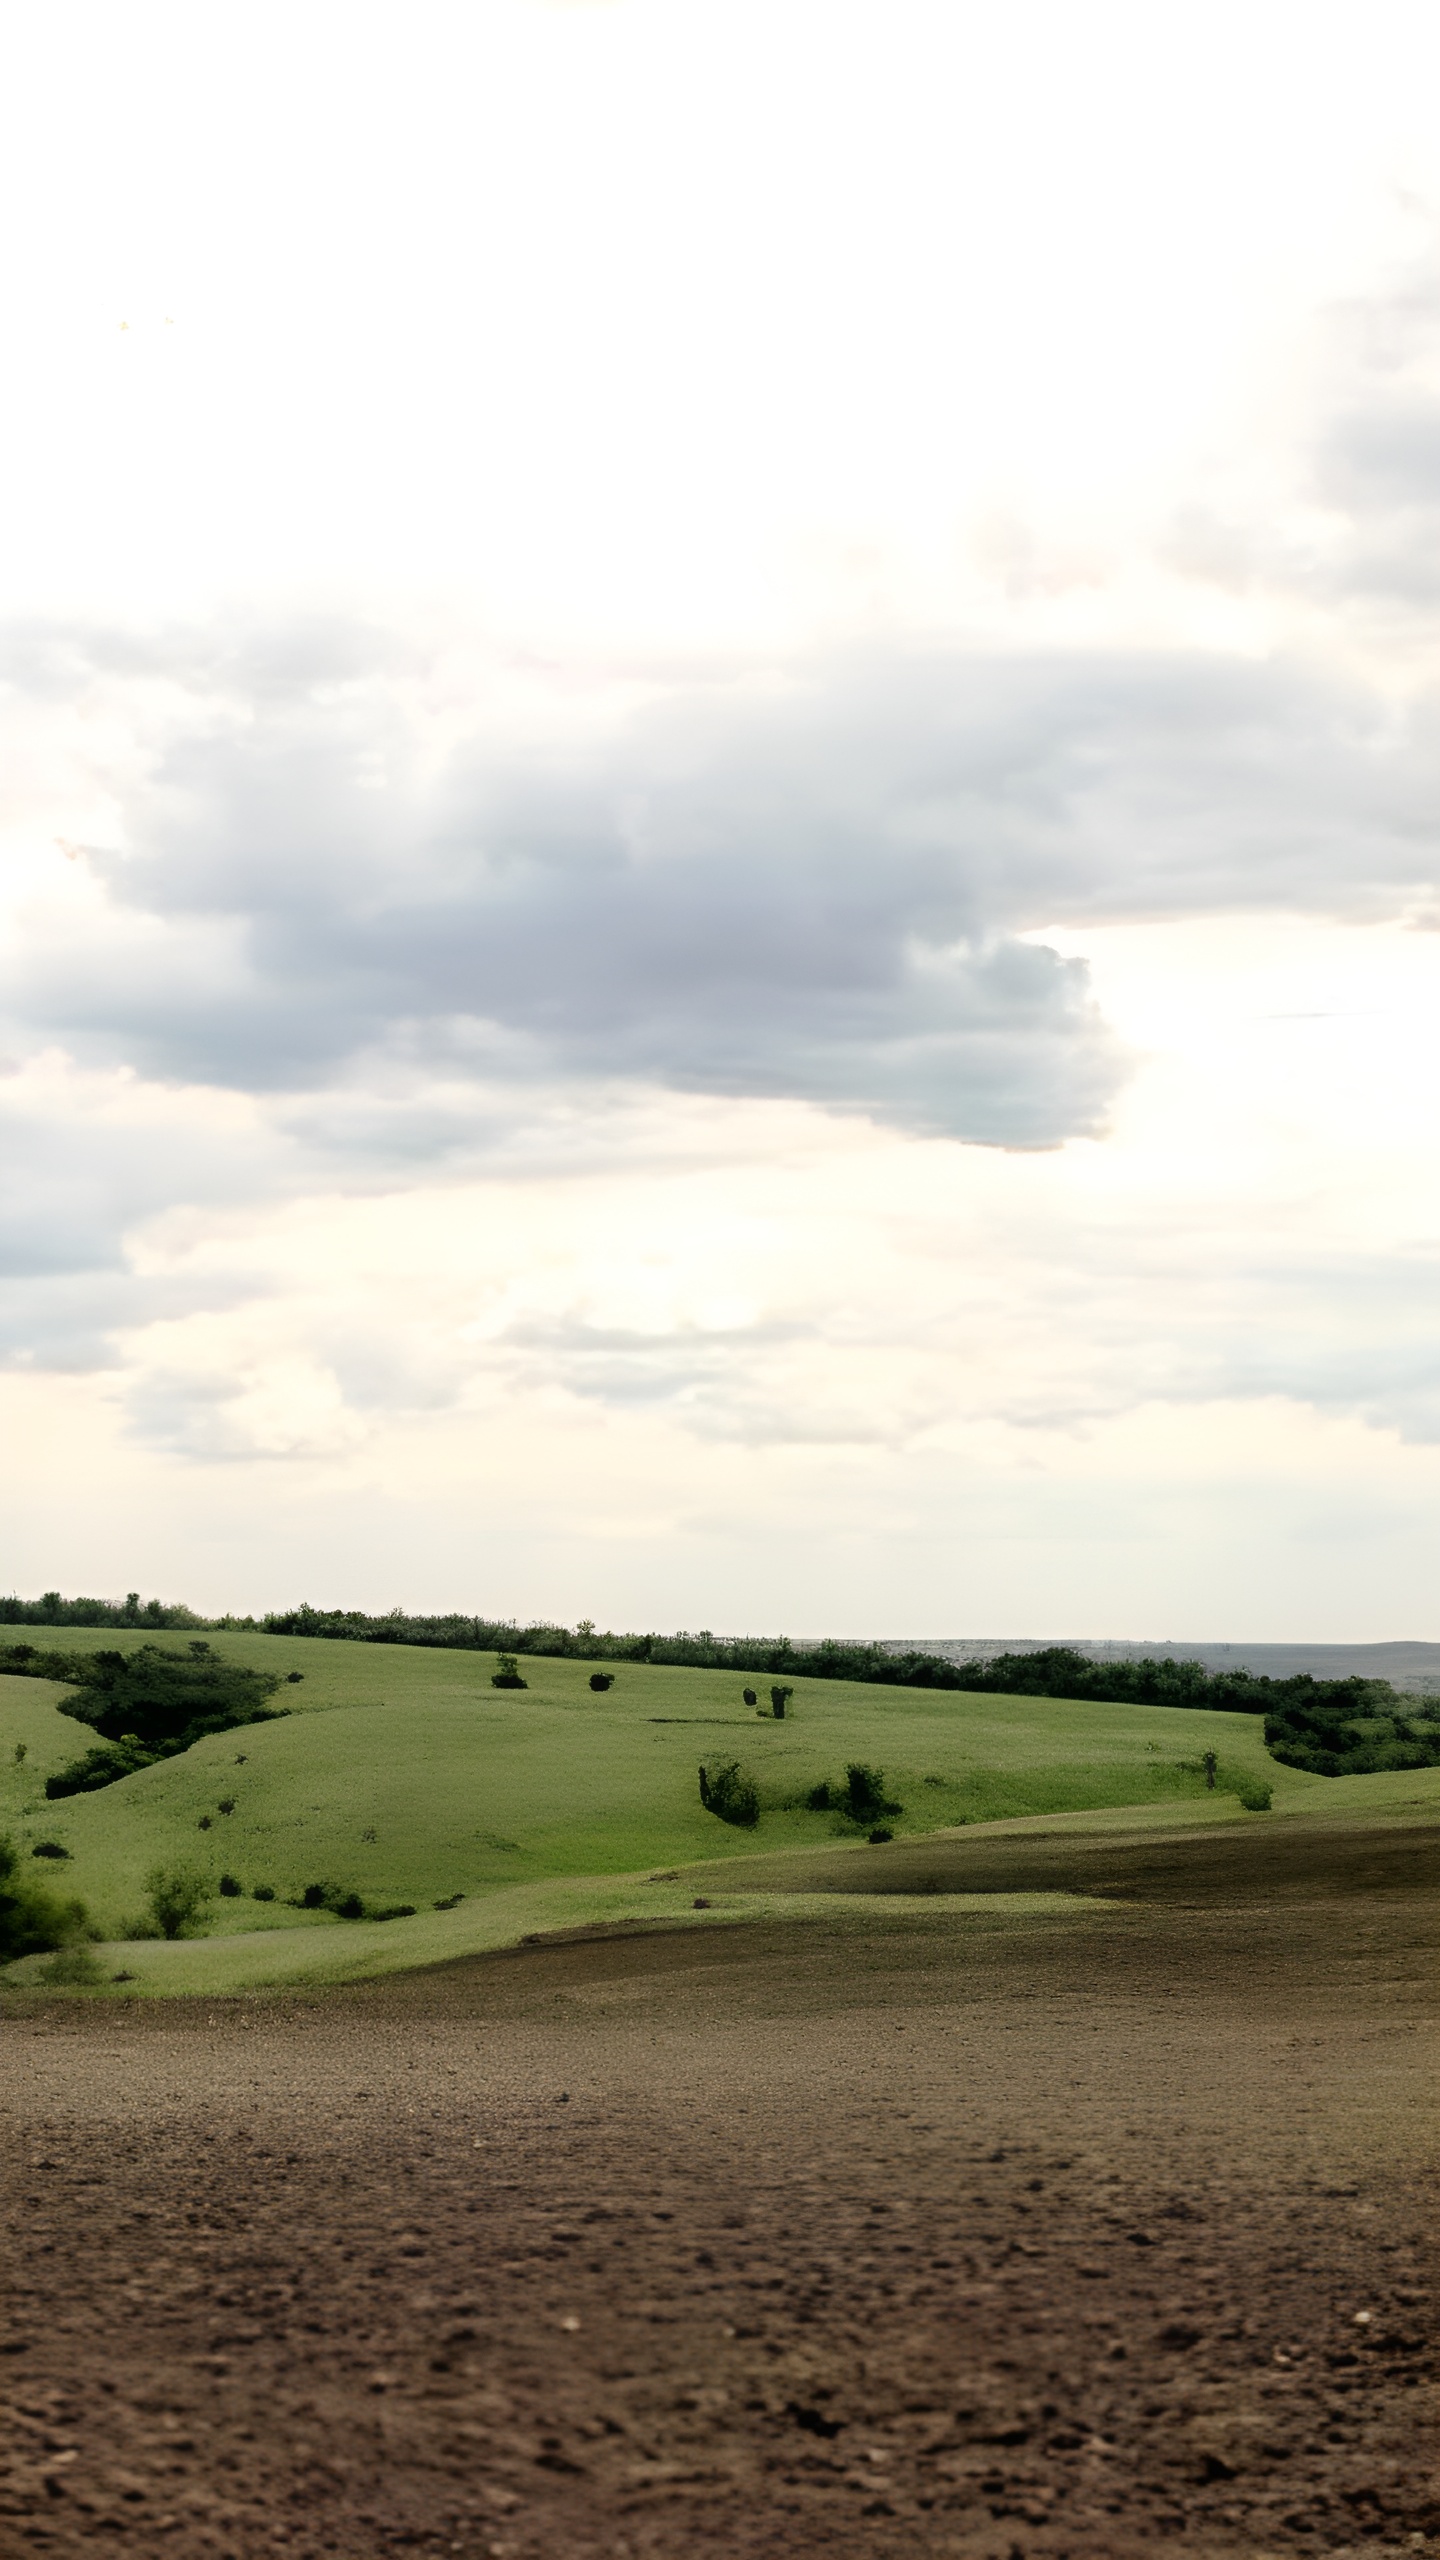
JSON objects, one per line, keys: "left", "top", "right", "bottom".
{"left": 588, "top": 1672, "right": 614, "bottom": 1692}
{"left": 805, "top": 1781, "right": 832, "bottom": 1811}
{"left": 1236, "top": 1775, "right": 1273, "bottom": 1811}
{"left": 32, "top": 1841, "right": 71, "bottom": 1859}
{"left": 491, "top": 1652, "right": 528, "bottom": 1690}
{"left": 300, "top": 1882, "right": 329, "bottom": 1908}
{"left": 845, "top": 1763, "right": 901, "bottom": 1823}
{"left": 334, "top": 1892, "right": 365, "bottom": 1920}
{"left": 698, "top": 1761, "right": 760, "bottom": 1827}
{"left": 742, "top": 1688, "right": 757, "bottom": 1707}
{"left": 40, "top": 1943, "right": 106, "bottom": 1987}
{"left": 252, "top": 1883, "right": 275, "bottom": 1901}
{"left": 143, "top": 1864, "right": 212, "bottom": 1941}
{"left": 217, "top": 1874, "right": 243, "bottom": 1897}
{"left": 770, "top": 1685, "right": 793, "bottom": 1718}
{"left": 868, "top": 1827, "right": 894, "bottom": 1844}
{"left": 217, "top": 1797, "right": 236, "bottom": 1814}
{"left": 0, "top": 1835, "right": 91, "bottom": 1961}
{"left": 46, "top": 1740, "right": 157, "bottom": 1799}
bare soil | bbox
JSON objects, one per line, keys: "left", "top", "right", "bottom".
{"left": 2, "top": 1819, "right": 1438, "bottom": 2560}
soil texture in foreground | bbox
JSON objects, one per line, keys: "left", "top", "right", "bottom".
{"left": 2, "top": 1834, "right": 1438, "bottom": 2560}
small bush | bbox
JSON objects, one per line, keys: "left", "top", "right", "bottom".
{"left": 252, "top": 1883, "right": 275, "bottom": 1901}
{"left": 805, "top": 1781, "right": 832, "bottom": 1811}
{"left": 698, "top": 1760, "right": 760, "bottom": 1826}
{"left": 40, "top": 1943, "right": 106, "bottom": 1987}
{"left": 868, "top": 1827, "right": 893, "bottom": 1844}
{"left": 1236, "top": 1775, "right": 1273, "bottom": 1811}
{"left": 492, "top": 1651, "right": 527, "bottom": 1689}
{"left": 197, "top": 1815, "right": 212, "bottom": 1830}
{"left": 300, "top": 1882, "right": 329, "bottom": 1909}
{"left": 217, "top": 1873, "right": 243, "bottom": 1897}
{"left": 845, "top": 1763, "right": 901, "bottom": 1823}
{"left": 217, "top": 1797, "right": 236, "bottom": 1815}
{"left": 285, "top": 1671, "right": 305, "bottom": 1683}
{"left": 770, "top": 1685, "right": 793, "bottom": 1719}
{"left": 742, "top": 1688, "right": 757, "bottom": 1706}
{"left": 588, "top": 1671, "right": 614, "bottom": 1692}
{"left": 12, "top": 1741, "right": 26, "bottom": 1765}
{"left": 0, "top": 1835, "right": 91, "bottom": 1961}
{"left": 32, "top": 1841, "right": 71, "bottom": 1859}
{"left": 144, "top": 1864, "right": 212, "bottom": 1941}
{"left": 334, "top": 1892, "right": 365, "bottom": 1920}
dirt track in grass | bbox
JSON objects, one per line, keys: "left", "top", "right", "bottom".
{"left": 2, "top": 1827, "right": 1438, "bottom": 2560}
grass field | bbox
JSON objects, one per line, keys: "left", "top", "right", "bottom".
{"left": 4, "top": 1624, "right": 1434, "bottom": 1994}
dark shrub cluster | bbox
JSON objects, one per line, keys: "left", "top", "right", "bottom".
{"left": 293, "top": 1879, "right": 415, "bottom": 1921}
{"left": 26, "top": 1642, "right": 291, "bottom": 1798}
{"left": 0, "top": 1835, "right": 91, "bottom": 1961}
{"left": 698, "top": 1761, "right": 760, "bottom": 1826}
{"left": 588, "top": 1671, "right": 614, "bottom": 1692}
{"left": 491, "top": 1652, "right": 527, "bottom": 1689}
{"left": 805, "top": 1764, "right": 903, "bottom": 1823}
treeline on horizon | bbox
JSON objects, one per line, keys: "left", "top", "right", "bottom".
{"left": 6, "top": 1594, "right": 1440, "bottom": 1778}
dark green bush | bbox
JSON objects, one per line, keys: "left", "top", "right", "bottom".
{"left": 1235, "top": 1775, "right": 1273, "bottom": 1810}
{"left": 698, "top": 1761, "right": 760, "bottom": 1826}
{"left": 218, "top": 1874, "right": 243, "bottom": 1897}
{"left": 806, "top": 1780, "right": 832, "bottom": 1811}
{"left": 868, "top": 1827, "right": 893, "bottom": 1844}
{"left": 491, "top": 1651, "right": 527, "bottom": 1689}
{"left": 46, "top": 1740, "right": 157, "bottom": 1799}
{"left": 844, "top": 1763, "right": 901, "bottom": 1822}
{"left": 33, "top": 1642, "right": 289, "bottom": 1796}
{"left": 588, "top": 1672, "right": 614, "bottom": 1692}
{"left": 770, "top": 1685, "right": 792, "bottom": 1718}
{"left": 144, "top": 1864, "right": 212, "bottom": 1941}
{"left": 0, "top": 1835, "right": 91, "bottom": 1960}
{"left": 252, "top": 1884, "right": 275, "bottom": 1901}
{"left": 743, "top": 1688, "right": 757, "bottom": 1706}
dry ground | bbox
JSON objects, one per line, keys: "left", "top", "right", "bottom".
{"left": 2, "top": 1816, "right": 1438, "bottom": 2560}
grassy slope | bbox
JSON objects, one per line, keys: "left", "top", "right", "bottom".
{"left": 4, "top": 1626, "right": 1436, "bottom": 1994}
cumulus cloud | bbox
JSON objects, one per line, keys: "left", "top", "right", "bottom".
{"left": 7, "top": 622, "right": 1440, "bottom": 1164}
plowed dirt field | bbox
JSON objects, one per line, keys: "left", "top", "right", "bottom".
{"left": 3, "top": 1820, "right": 1437, "bottom": 2560}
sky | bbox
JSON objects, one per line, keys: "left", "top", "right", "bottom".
{"left": 5, "top": 0, "right": 1440, "bottom": 1635}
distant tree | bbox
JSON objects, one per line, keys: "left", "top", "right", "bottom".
{"left": 1202, "top": 1749, "right": 1218, "bottom": 1790}
{"left": 144, "top": 1864, "right": 212, "bottom": 1941}
{"left": 491, "top": 1653, "right": 528, "bottom": 1690}
{"left": 770, "top": 1686, "right": 793, "bottom": 1718}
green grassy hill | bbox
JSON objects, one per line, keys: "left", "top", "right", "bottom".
{"left": 4, "top": 1626, "right": 1432, "bottom": 1995}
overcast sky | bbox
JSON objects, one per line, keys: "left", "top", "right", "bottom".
{"left": 5, "top": 0, "right": 1440, "bottom": 1635}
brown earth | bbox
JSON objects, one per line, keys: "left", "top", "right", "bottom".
{"left": 2, "top": 1817, "right": 1438, "bottom": 2560}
